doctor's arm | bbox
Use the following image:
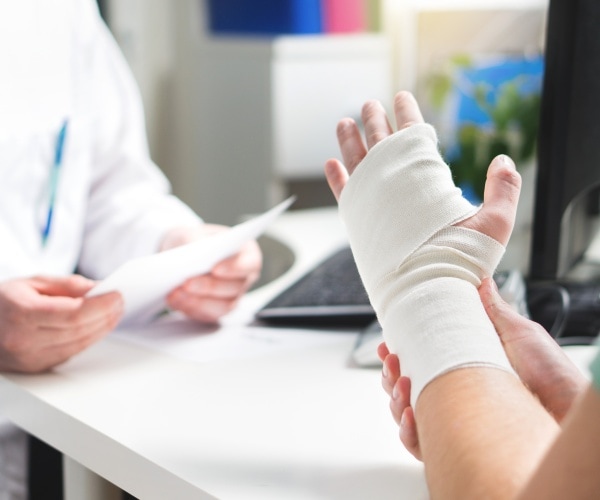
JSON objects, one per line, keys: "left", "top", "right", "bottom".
{"left": 74, "top": 2, "right": 261, "bottom": 322}
{"left": 324, "top": 91, "right": 600, "bottom": 498}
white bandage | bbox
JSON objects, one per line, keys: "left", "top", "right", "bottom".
{"left": 339, "top": 124, "right": 514, "bottom": 406}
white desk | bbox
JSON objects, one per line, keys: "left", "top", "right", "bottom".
{"left": 0, "top": 208, "right": 429, "bottom": 500}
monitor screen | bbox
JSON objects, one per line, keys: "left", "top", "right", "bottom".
{"left": 529, "top": 0, "right": 600, "bottom": 280}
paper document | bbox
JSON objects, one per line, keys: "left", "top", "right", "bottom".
{"left": 88, "top": 197, "right": 295, "bottom": 325}
{"left": 112, "top": 314, "right": 351, "bottom": 364}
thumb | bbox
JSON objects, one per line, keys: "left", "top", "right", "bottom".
{"left": 30, "top": 275, "right": 96, "bottom": 298}
{"left": 480, "top": 155, "right": 522, "bottom": 246}
{"left": 479, "top": 277, "right": 530, "bottom": 341}
{"left": 324, "top": 158, "right": 349, "bottom": 201}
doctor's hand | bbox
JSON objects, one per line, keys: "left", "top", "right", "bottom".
{"left": 0, "top": 276, "right": 123, "bottom": 373}
{"left": 162, "top": 224, "right": 262, "bottom": 323}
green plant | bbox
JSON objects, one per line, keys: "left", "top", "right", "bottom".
{"left": 426, "top": 56, "right": 541, "bottom": 200}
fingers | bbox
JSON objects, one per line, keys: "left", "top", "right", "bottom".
{"left": 28, "top": 299, "right": 123, "bottom": 354}
{"left": 167, "top": 275, "right": 249, "bottom": 323}
{"left": 382, "top": 352, "right": 417, "bottom": 445}
{"left": 382, "top": 352, "right": 400, "bottom": 397}
{"left": 391, "top": 376, "right": 422, "bottom": 460}
{"left": 377, "top": 341, "right": 390, "bottom": 362}
{"left": 393, "top": 91, "right": 425, "bottom": 130}
{"left": 326, "top": 116, "right": 363, "bottom": 199}
{"left": 336, "top": 118, "right": 367, "bottom": 174}
{"left": 459, "top": 155, "right": 521, "bottom": 245}
{"left": 479, "top": 277, "right": 587, "bottom": 422}
{"left": 211, "top": 241, "right": 262, "bottom": 281}
{"left": 389, "top": 376, "right": 412, "bottom": 427}
{"left": 326, "top": 91, "right": 425, "bottom": 202}
{"left": 479, "top": 277, "right": 532, "bottom": 343}
{"left": 168, "top": 241, "right": 262, "bottom": 323}
{"left": 0, "top": 284, "right": 124, "bottom": 373}
{"left": 29, "top": 291, "right": 124, "bottom": 332}
{"left": 361, "top": 100, "right": 393, "bottom": 149}
{"left": 399, "top": 406, "right": 422, "bottom": 461}
{"left": 324, "top": 158, "right": 349, "bottom": 201}
{"left": 15, "top": 309, "right": 122, "bottom": 372}
{"left": 481, "top": 155, "right": 521, "bottom": 245}
{"left": 30, "top": 275, "right": 96, "bottom": 298}
{"left": 166, "top": 291, "right": 238, "bottom": 323}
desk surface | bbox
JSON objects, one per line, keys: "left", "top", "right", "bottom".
{"left": 0, "top": 208, "right": 429, "bottom": 500}
{"left": 0, "top": 207, "right": 596, "bottom": 499}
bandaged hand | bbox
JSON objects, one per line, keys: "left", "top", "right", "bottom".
{"left": 325, "top": 92, "right": 522, "bottom": 406}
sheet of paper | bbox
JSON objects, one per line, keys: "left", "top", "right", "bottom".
{"left": 88, "top": 197, "right": 295, "bottom": 325}
{"left": 112, "top": 314, "right": 352, "bottom": 364}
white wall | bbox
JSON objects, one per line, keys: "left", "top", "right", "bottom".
{"left": 104, "top": 0, "right": 209, "bottom": 212}
{"left": 103, "top": 0, "right": 548, "bottom": 220}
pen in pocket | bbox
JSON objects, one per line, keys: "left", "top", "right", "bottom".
{"left": 41, "top": 119, "right": 68, "bottom": 247}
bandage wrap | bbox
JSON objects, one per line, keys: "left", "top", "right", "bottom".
{"left": 339, "top": 124, "right": 514, "bottom": 406}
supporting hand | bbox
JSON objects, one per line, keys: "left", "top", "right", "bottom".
{"left": 379, "top": 278, "right": 589, "bottom": 459}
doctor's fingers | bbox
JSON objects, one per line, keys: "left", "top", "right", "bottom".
{"left": 168, "top": 293, "right": 239, "bottom": 324}
{"left": 26, "top": 291, "right": 124, "bottom": 331}
{"left": 28, "top": 275, "right": 96, "bottom": 297}
{"left": 211, "top": 241, "right": 263, "bottom": 280}
{"left": 3, "top": 320, "right": 118, "bottom": 373}
{"left": 179, "top": 274, "right": 256, "bottom": 301}
{"left": 392, "top": 91, "right": 425, "bottom": 131}
{"left": 0, "top": 309, "right": 122, "bottom": 372}
{"left": 38, "top": 300, "right": 123, "bottom": 342}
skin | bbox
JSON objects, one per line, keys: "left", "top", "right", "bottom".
{"left": 0, "top": 275, "right": 123, "bottom": 372}
{"left": 378, "top": 277, "right": 589, "bottom": 460}
{"left": 162, "top": 224, "right": 262, "bottom": 324}
{"left": 325, "top": 90, "right": 600, "bottom": 499}
{"left": 0, "top": 225, "right": 261, "bottom": 373}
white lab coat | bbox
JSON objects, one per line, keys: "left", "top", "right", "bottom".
{"left": 0, "top": 0, "right": 200, "bottom": 280}
{"left": 0, "top": 1, "right": 202, "bottom": 497}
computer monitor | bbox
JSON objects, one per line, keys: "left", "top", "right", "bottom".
{"left": 529, "top": 0, "right": 600, "bottom": 281}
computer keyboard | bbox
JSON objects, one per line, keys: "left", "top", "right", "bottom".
{"left": 256, "top": 246, "right": 375, "bottom": 326}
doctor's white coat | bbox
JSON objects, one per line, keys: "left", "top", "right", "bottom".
{"left": 0, "top": 1, "right": 203, "bottom": 497}
{"left": 0, "top": 0, "right": 201, "bottom": 281}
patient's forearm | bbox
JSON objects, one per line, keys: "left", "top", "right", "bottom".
{"left": 517, "top": 385, "right": 600, "bottom": 500}
{"left": 416, "top": 368, "right": 559, "bottom": 500}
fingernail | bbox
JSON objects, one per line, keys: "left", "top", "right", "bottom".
{"left": 115, "top": 297, "right": 125, "bottom": 314}
{"left": 392, "top": 383, "right": 399, "bottom": 401}
{"left": 400, "top": 409, "right": 407, "bottom": 428}
{"left": 185, "top": 281, "right": 205, "bottom": 294}
{"left": 382, "top": 362, "right": 388, "bottom": 378}
{"left": 500, "top": 154, "right": 515, "bottom": 170}
{"left": 169, "top": 289, "right": 185, "bottom": 306}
